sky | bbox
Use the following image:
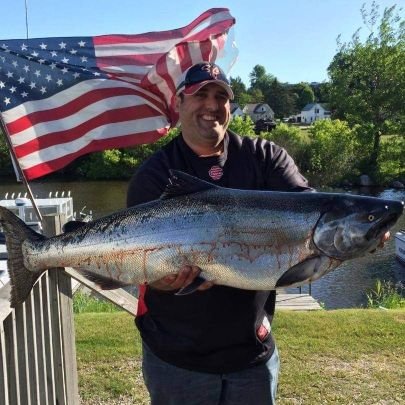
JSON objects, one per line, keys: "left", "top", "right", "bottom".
{"left": 0, "top": 0, "right": 402, "bottom": 86}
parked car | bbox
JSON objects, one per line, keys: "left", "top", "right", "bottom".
{"left": 254, "top": 119, "right": 277, "bottom": 134}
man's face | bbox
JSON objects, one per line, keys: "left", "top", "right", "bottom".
{"left": 175, "top": 83, "right": 231, "bottom": 148}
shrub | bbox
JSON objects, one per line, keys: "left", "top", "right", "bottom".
{"left": 377, "top": 135, "right": 405, "bottom": 184}
{"left": 228, "top": 115, "right": 256, "bottom": 137}
{"left": 306, "top": 119, "right": 359, "bottom": 186}
{"left": 366, "top": 280, "right": 405, "bottom": 309}
{"left": 264, "top": 123, "right": 311, "bottom": 172}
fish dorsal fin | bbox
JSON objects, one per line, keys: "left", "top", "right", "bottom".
{"left": 160, "top": 170, "right": 219, "bottom": 200}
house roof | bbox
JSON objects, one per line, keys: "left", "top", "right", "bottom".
{"left": 302, "top": 103, "right": 330, "bottom": 112}
{"left": 243, "top": 103, "right": 274, "bottom": 114}
{"left": 230, "top": 103, "right": 241, "bottom": 114}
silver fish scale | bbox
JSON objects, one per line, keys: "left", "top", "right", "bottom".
{"left": 23, "top": 188, "right": 322, "bottom": 290}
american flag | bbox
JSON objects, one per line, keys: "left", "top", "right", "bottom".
{"left": 0, "top": 8, "right": 236, "bottom": 180}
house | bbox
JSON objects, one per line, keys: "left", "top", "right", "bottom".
{"left": 242, "top": 103, "right": 275, "bottom": 123}
{"left": 300, "top": 103, "right": 331, "bottom": 123}
{"left": 230, "top": 103, "right": 244, "bottom": 118}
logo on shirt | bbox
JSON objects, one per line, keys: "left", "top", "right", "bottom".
{"left": 208, "top": 165, "right": 223, "bottom": 180}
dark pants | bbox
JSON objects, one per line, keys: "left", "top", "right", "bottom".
{"left": 142, "top": 342, "right": 280, "bottom": 405}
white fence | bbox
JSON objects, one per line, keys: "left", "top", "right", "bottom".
{"left": 0, "top": 214, "right": 138, "bottom": 405}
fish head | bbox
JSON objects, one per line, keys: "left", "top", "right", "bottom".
{"left": 313, "top": 195, "right": 403, "bottom": 260}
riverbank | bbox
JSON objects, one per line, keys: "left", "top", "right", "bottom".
{"left": 76, "top": 309, "right": 405, "bottom": 404}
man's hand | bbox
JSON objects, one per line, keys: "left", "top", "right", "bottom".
{"left": 378, "top": 231, "right": 390, "bottom": 248}
{"left": 149, "top": 265, "right": 215, "bottom": 292}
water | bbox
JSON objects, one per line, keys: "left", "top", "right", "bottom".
{"left": 1, "top": 179, "right": 404, "bottom": 309}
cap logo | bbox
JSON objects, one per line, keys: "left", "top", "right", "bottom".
{"left": 202, "top": 63, "right": 220, "bottom": 80}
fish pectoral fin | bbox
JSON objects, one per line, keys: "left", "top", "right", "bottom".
{"left": 175, "top": 276, "right": 207, "bottom": 296}
{"left": 275, "top": 256, "right": 326, "bottom": 288}
{"left": 80, "top": 270, "right": 129, "bottom": 290}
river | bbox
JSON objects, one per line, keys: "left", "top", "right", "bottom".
{"left": 0, "top": 178, "right": 404, "bottom": 309}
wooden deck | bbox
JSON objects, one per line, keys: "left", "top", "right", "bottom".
{"left": 276, "top": 293, "right": 322, "bottom": 311}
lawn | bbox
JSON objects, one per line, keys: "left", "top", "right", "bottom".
{"left": 75, "top": 309, "right": 405, "bottom": 404}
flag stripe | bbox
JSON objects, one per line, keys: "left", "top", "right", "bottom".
{"left": 22, "top": 129, "right": 166, "bottom": 179}
{"left": 14, "top": 104, "right": 160, "bottom": 157}
{"left": 18, "top": 116, "right": 169, "bottom": 169}
{"left": 4, "top": 80, "right": 167, "bottom": 135}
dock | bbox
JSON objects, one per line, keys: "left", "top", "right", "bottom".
{"left": 276, "top": 292, "right": 322, "bottom": 311}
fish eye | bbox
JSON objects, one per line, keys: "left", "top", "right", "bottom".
{"left": 368, "top": 214, "right": 375, "bottom": 222}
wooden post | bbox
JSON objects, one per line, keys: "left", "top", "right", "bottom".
{"left": 42, "top": 214, "right": 79, "bottom": 404}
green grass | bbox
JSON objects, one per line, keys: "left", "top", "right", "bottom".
{"left": 73, "top": 291, "right": 124, "bottom": 314}
{"left": 75, "top": 309, "right": 405, "bottom": 404}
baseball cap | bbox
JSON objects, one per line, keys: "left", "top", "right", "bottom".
{"left": 175, "top": 62, "right": 234, "bottom": 100}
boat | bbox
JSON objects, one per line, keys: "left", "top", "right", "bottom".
{"left": 0, "top": 192, "right": 92, "bottom": 288}
{"left": 395, "top": 230, "right": 405, "bottom": 264}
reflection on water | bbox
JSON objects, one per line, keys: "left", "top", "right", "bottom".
{"left": 0, "top": 179, "right": 404, "bottom": 309}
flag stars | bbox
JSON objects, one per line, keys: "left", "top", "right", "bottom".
{"left": 78, "top": 40, "right": 86, "bottom": 47}
{"left": 73, "top": 72, "right": 80, "bottom": 79}
{"left": 34, "top": 70, "right": 41, "bottom": 77}
{"left": 21, "top": 91, "right": 28, "bottom": 98}
{"left": 29, "top": 82, "right": 36, "bottom": 89}
{"left": 39, "top": 43, "right": 48, "bottom": 50}
{"left": 59, "top": 41, "right": 67, "bottom": 49}
{"left": 70, "top": 49, "right": 77, "bottom": 55}
{"left": 81, "top": 56, "right": 88, "bottom": 63}
{"left": 50, "top": 51, "right": 58, "bottom": 57}
{"left": 0, "top": 81, "right": 5, "bottom": 89}
{"left": 61, "top": 67, "right": 69, "bottom": 74}
{"left": 4, "top": 97, "right": 11, "bottom": 105}
{"left": 18, "top": 77, "right": 25, "bottom": 84}
{"left": 9, "top": 86, "right": 17, "bottom": 93}
{"left": 21, "top": 43, "right": 28, "bottom": 51}
{"left": 31, "top": 51, "right": 39, "bottom": 58}
{"left": 6, "top": 71, "right": 13, "bottom": 78}
{"left": 40, "top": 87, "right": 47, "bottom": 94}
{"left": 38, "top": 59, "right": 46, "bottom": 64}
{"left": 45, "top": 74, "right": 52, "bottom": 82}
{"left": 12, "top": 61, "right": 18, "bottom": 68}
{"left": 93, "top": 71, "right": 101, "bottom": 77}
{"left": 61, "top": 57, "right": 69, "bottom": 64}
{"left": 23, "top": 65, "right": 30, "bottom": 72}
{"left": 50, "top": 62, "right": 57, "bottom": 69}
{"left": 56, "top": 79, "right": 63, "bottom": 86}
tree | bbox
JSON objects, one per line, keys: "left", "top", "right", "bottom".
{"left": 0, "top": 132, "right": 14, "bottom": 177}
{"left": 229, "top": 76, "right": 247, "bottom": 105}
{"left": 293, "top": 82, "right": 315, "bottom": 111}
{"left": 266, "top": 79, "right": 296, "bottom": 118}
{"left": 328, "top": 2, "right": 405, "bottom": 174}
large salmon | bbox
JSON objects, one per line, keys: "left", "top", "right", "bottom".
{"left": 0, "top": 171, "right": 403, "bottom": 307}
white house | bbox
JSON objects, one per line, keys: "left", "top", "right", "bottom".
{"left": 300, "top": 103, "right": 331, "bottom": 123}
{"left": 242, "top": 103, "right": 275, "bottom": 122}
{"left": 230, "top": 103, "right": 244, "bottom": 118}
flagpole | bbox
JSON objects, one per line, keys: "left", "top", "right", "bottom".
{"left": 0, "top": 116, "right": 43, "bottom": 222}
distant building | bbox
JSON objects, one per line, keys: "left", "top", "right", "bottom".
{"left": 300, "top": 103, "right": 331, "bottom": 123}
{"left": 230, "top": 103, "right": 244, "bottom": 118}
{"left": 242, "top": 103, "right": 275, "bottom": 123}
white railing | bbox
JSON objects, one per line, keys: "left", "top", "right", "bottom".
{"left": 0, "top": 214, "right": 138, "bottom": 405}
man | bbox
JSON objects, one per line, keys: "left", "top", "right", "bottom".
{"left": 127, "top": 62, "right": 313, "bottom": 404}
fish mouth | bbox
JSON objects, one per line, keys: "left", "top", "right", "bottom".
{"left": 366, "top": 211, "right": 401, "bottom": 241}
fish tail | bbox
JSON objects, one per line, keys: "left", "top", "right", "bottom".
{"left": 0, "top": 206, "right": 46, "bottom": 307}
